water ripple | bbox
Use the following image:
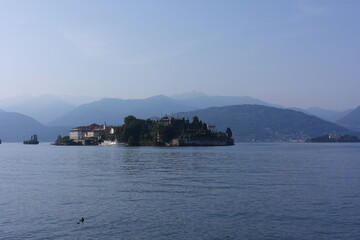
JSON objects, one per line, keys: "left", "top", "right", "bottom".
{"left": 1, "top": 143, "right": 360, "bottom": 239}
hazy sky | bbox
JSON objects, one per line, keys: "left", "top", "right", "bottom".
{"left": 0, "top": 0, "right": 359, "bottom": 110}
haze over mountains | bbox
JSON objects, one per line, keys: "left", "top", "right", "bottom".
{"left": 0, "top": 95, "right": 99, "bottom": 123}
{"left": 337, "top": 106, "right": 360, "bottom": 132}
{"left": 175, "top": 105, "right": 354, "bottom": 142}
{"left": 304, "top": 107, "right": 353, "bottom": 123}
{"left": 0, "top": 92, "right": 359, "bottom": 142}
{"left": 0, "top": 111, "right": 69, "bottom": 142}
{"left": 1, "top": 92, "right": 355, "bottom": 125}
{"left": 47, "top": 94, "right": 279, "bottom": 127}
{"left": 48, "top": 95, "right": 197, "bottom": 127}
{"left": 171, "top": 92, "right": 278, "bottom": 109}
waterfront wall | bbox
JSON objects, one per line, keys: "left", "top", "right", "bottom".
{"left": 171, "top": 139, "right": 231, "bottom": 146}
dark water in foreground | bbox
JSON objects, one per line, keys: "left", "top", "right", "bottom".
{"left": 0, "top": 143, "right": 359, "bottom": 240}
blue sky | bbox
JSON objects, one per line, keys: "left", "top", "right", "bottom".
{"left": 0, "top": 0, "right": 359, "bottom": 110}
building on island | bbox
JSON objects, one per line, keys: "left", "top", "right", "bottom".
{"left": 70, "top": 123, "right": 115, "bottom": 141}
{"left": 206, "top": 124, "right": 216, "bottom": 132}
{"left": 62, "top": 116, "right": 233, "bottom": 147}
{"left": 154, "top": 116, "right": 234, "bottom": 146}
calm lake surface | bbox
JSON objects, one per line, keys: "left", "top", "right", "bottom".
{"left": 0, "top": 142, "right": 359, "bottom": 240}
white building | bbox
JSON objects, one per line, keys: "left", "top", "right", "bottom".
{"left": 69, "top": 123, "right": 115, "bottom": 140}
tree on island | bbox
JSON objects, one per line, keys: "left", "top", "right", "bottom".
{"left": 115, "top": 115, "right": 234, "bottom": 146}
{"left": 226, "top": 128, "right": 233, "bottom": 138}
{"left": 116, "top": 116, "right": 146, "bottom": 146}
{"left": 306, "top": 134, "right": 360, "bottom": 142}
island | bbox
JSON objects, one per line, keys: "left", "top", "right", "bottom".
{"left": 306, "top": 134, "right": 360, "bottom": 143}
{"left": 24, "top": 134, "right": 39, "bottom": 144}
{"left": 116, "top": 116, "right": 234, "bottom": 146}
{"left": 54, "top": 116, "right": 234, "bottom": 146}
{"left": 55, "top": 123, "right": 115, "bottom": 146}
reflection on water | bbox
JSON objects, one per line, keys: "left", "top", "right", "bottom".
{"left": 0, "top": 143, "right": 360, "bottom": 239}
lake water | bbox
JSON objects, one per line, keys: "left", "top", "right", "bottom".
{"left": 0, "top": 143, "right": 359, "bottom": 240}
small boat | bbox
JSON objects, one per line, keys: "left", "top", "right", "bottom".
{"left": 0, "top": 139, "right": 2, "bottom": 144}
{"left": 100, "top": 140, "right": 122, "bottom": 146}
{"left": 23, "top": 134, "right": 39, "bottom": 144}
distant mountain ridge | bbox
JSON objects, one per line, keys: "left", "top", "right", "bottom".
{"left": 337, "top": 106, "right": 360, "bottom": 131}
{"left": 0, "top": 111, "right": 69, "bottom": 142}
{"left": 47, "top": 95, "right": 196, "bottom": 127}
{"left": 47, "top": 94, "right": 276, "bottom": 127}
{"left": 170, "top": 91, "right": 209, "bottom": 100}
{"left": 1, "top": 102, "right": 357, "bottom": 142}
{"left": 305, "top": 107, "right": 353, "bottom": 123}
{"left": 174, "top": 105, "right": 356, "bottom": 142}
{"left": 45, "top": 93, "right": 358, "bottom": 135}
{"left": 1, "top": 93, "right": 355, "bottom": 126}
{"left": 176, "top": 95, "right": 279, "bottom": 109}
{"left": 4, "top": 98, "right": 75, "bottom": 124}
{"left": 1, "top": 93, "right": 359, "bottom": 142}
{"left": 0, "top": 95, "right": 100, "bottom": 124}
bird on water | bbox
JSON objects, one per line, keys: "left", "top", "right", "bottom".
{"left": 77, "top": 217, "right": 84, "bottom": 224}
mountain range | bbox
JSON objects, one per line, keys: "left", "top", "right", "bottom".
{"left": 0, "top": 93, "right": 359, "bottom": 142}
{"left": 337, "top": 106, "right": 360, "bottom": 132}
{"left": 46, "top": 94, "right": 277, "bottom": 127}
{"left": 296, "top": 107, "right": 353, "bottom": 123}
{"left": 173, "top": 93, "right": 279, "bottom": 109}
{"left": 47, "top": 95, "right": 196, "bottom": 127}
{"left": 174, "top": 105, "right": 355, "bottom": 142}
{"left": 0, "top": 95, "right": 99, "bottom": 123}
{"left": 0, "top": 111, "right": 69, "bottom": 142}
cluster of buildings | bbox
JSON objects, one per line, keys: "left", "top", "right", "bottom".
{"left": 66, "top": 117, "right": 234, "bottom": 146}
{"left": 69, "top": 123, "right": 115, "bottom": 140}
{"left": 156, "top": 116, "right": 234, "bottom": 146}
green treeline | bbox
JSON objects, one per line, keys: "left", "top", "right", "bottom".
{"left": 23, "top": 134, "right": 39, "bottom": 144}
{"left": 306, "top": 134, "right": 360, "bottom": 142}
{"left": 115, "top": 115, "right": 233, "bottom": 146}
